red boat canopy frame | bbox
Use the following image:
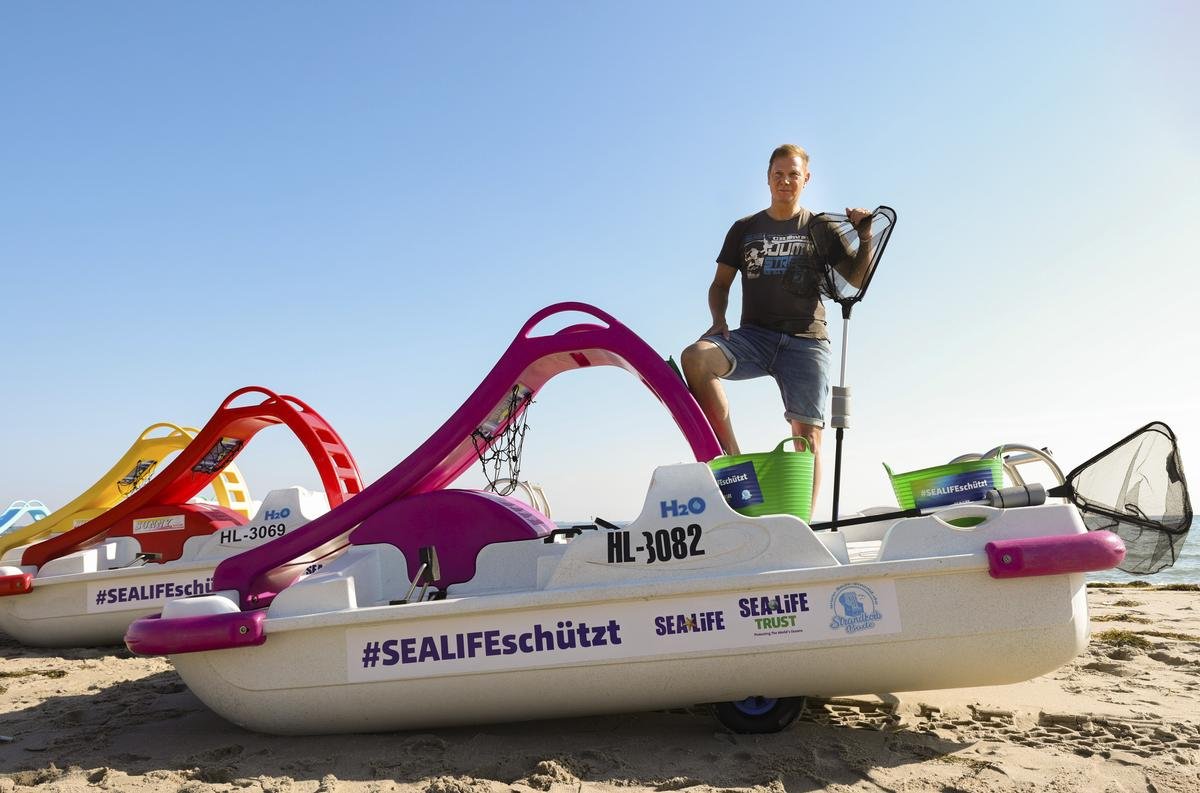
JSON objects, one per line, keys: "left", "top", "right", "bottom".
{"left": 22, "top": 387, "right": 363, "bottom": 569}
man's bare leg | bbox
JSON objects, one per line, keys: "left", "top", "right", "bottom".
{"left": 681, "top": 341, "right": 740, "bottom": 455}
{"left": 789, "top": 420, "right": 822, "bottom": 507}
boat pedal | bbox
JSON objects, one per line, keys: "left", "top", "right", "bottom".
{"left": 390, "top": 546, "right": 441, "bottom": 605}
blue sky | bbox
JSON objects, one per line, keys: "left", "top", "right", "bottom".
{"left": 3, "top": 2, "right": 1197, "bottom": 521}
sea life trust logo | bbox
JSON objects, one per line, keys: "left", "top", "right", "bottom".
{"left": 828, "top": 583, "right": 883, "bottom": 635}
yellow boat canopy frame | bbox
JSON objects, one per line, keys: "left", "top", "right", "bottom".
{"left": 0, "top": 422, "right": 249, "bottom": 557}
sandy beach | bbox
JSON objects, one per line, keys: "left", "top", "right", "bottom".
{"left": 2, "top": 584, "right": 1198, "bottom": 793}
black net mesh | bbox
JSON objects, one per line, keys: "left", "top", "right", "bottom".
{"left": 803, "top": 206, "right": 897, "bottom": 309}
{"left": 117, "top": 459, "right": 158, "bottom": 495}
{"left": 192, "top": 438, "right": 245, "bottom": 474}
{"left": 1062, "top": 421, "right": 1192, "bottom": 575}
{"left": 470, "top": 385, "right": 534, "bottom": 497}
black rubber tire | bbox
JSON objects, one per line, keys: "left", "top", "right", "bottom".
{"left": 711, "top": 696, "right": 807, "bottom": 734}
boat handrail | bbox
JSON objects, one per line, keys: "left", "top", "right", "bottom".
{"left": 949, "top": 444, "right": 1066, "bottom": 491}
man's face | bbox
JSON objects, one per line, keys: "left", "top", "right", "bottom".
{"left": 768, "top": 155, "right": 810, "bottom": 205}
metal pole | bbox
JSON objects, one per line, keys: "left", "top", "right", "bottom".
{"left": 838, "top": 315, "right": 850, "bottom": 389}
{"left": 830, "top": 427, "right": 845, "bottom": 531}
{"left": 829, "top": 313, "right": 852, "bottom": 531}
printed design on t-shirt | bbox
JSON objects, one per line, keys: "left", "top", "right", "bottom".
{"left": 742, "top": 233, "right": 816, "bottom": 280}
{"left": 744, "top": 240, "right": 766, "bottom": 278}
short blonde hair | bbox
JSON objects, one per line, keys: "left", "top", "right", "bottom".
{"left": 768, "top": 144, "right": 809, "bottom": 173}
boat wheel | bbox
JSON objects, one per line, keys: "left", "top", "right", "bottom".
{"left": 711, "top": 696, "right": 806, "bottom": 734}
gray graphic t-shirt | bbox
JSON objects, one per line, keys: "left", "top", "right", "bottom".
{"left": 717, "top": 209, "right": 846, "bottom": 339}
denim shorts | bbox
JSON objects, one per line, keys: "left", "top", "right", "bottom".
{"left": 703, "top": 325, "right": 832, "bottom": 427}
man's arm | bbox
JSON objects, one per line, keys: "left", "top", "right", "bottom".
{"left": 702, "top": 263, "right": 739, "bottom": 339}
{"left": 831, "top": 207, "right": 873, "bottom": 289}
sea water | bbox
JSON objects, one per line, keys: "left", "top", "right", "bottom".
{"left": 1087, "top": 517, "right": 1200, "bottom": 585}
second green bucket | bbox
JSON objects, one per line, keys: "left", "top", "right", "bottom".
{"left": 884, "top": 455, "right": 1004, "bottom": 510}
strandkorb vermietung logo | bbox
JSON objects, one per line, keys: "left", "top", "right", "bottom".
{"left": 829, "top": 583, "right": 883, "bottom": 634}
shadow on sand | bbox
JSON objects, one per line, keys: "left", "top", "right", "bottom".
{"left": 1, "top": 641, "right": 972, "bottom": 791}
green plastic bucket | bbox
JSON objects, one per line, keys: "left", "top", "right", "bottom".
{"left": 884, "top": 455, "right": 1004, "bottom": 510}
{"left": 709, "top": 436, "right": 814, "bottom": 521}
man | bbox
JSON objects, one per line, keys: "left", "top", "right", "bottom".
{"left": 681, "top": 144, "right": 872, "bottom": 505}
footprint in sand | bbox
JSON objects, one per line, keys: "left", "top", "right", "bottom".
{"left": 1149, "top": 651, "right": 1193, "bottom": 667}
{"left": 1082, "top": 661, "right": 1138, "bottom": 677}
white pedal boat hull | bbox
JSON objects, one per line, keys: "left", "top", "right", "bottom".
{"left": 0, "top": 559, "right": 221, "bottom": 646}
{"left": 137, "top": 464, "right": 1113, "bottom": 735}
{"left": 0, "top": 488, "right": 327, "bottom": 647}
{"left": 170, "top": 565, "right": 1087, "bottom": 735}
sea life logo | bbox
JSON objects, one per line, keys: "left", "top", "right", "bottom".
{"left": 738, "top": 592, "right": 809, "bottom": 634}
{"left": 653, "top": 609, "right": 727, "bottom": 636}
{"left": 829, "top": 583, "right": 883, "bottom": 635}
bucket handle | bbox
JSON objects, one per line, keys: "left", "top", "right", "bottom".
{"left": 882, "top": 455, "right": 1001, "bottom": 480}
{"left": 773, "top": 436, "right": 813, "bottom": 454}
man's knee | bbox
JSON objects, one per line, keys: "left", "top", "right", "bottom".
{"left": 680, "top": 341, "right": 710, "bottom": 372}
{"left": 681, "top": 341, "right": 730, "bottom": 379}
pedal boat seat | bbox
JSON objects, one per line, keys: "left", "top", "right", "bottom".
{"left": 348, "top": 489, "right": 554, "bottom": 589}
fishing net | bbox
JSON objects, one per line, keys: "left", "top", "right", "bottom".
{"left": 804, "top": 206, "right": 897, "bottom": 311}
{"left": 1051, "top": 422, "right": 1192, "bottom": 575}
{"left": 192, "top": 437, "right": 245, "bottom": 474}
{"left": 470, "top": 385, "right": 534, "bottom": 497}
{"left": 117, "top": 459, "right": 158, "bottom": 495}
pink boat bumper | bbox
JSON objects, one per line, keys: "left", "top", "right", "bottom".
{"left": 125, "top": 609, "right": 267, "bottom": 655}
{"left": 986, "top": 530, "right": 1125, "bottom": 578}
